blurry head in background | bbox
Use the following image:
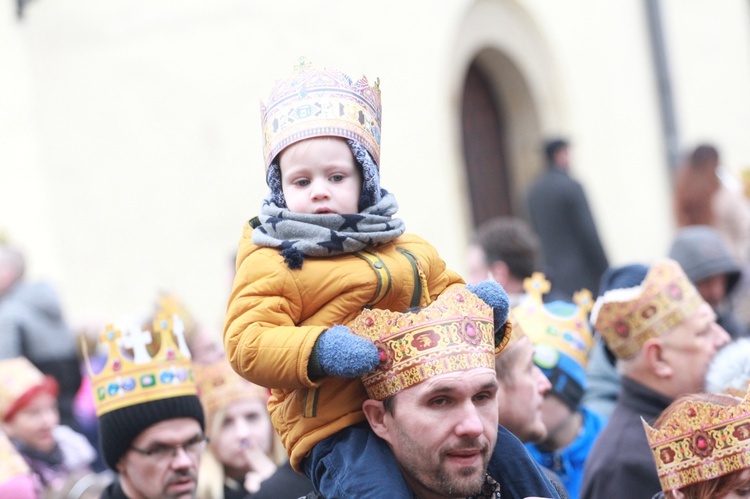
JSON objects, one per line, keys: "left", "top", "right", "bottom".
{"left": 544, "top": 138, "right": 570, "bottom": 171}
{"left": 466, "top": 216, "right": 540, "bottom": 300}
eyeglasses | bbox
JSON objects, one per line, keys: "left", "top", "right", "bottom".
{"left": 129, "top": 435, "right": 208, "bottom": 461}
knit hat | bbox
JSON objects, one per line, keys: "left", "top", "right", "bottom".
{"left": 0, "top": 357, "right": 59, "bottom": 422}
{"left": 667, "top": 225, "right": 741, "bottom": 294}
{"left": 705, "top": 338, "right": 750, "bottom": 396}
{"left": 98, "top": 394, "right": 204, "bottom": 470}
{"left": 511, "top": 273, "right": 594, "bottom": 410}
{"left": 85, "top": 312, "right": 205, "bottom": 470}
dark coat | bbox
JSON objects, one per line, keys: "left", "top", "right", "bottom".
{"left": 527, "top": 168, "right": 609, "bottom": 298}
{"left": 580, "top": 376, "right": 672, "bottom": 499}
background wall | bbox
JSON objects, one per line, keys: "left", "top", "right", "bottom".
{"left": 2, "top": 0, "right": 749, "bottom": 337}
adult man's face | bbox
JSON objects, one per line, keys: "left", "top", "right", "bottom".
{"left": 496, "top": 336, "right": 551, "bottom": 443}
{"left": 117, "top": 417, "right": 204, "bottom": 499}
{"left": 365, "top": 368, "right": 499, "bottom": 498}
{"left": 695, "top": 274, "right": 728, "bottom": 309}
{"left": 660, "top": 302, "right": 731, "bottom": 396}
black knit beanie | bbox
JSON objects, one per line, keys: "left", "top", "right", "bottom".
{"left": 98, "top": 394, "right": 205, "bottom": 470}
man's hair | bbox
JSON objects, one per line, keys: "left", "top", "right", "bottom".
{"left": 472, "top": 217, "right": 540, "bottom": 281}
{"left": 494, "top": 339, "right": 525, "bottom": 387}
{"left": 544, "top": 138, "right": 568, "bottom": 165}
{"left": 382, "top": 394, "right": 397, "bottom": 416}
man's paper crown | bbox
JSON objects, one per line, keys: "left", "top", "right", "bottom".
{"left": 83, "top": 312, "right": 197, "bottom": 417}
{"left": 350, "top": 286, "right": 496, "bottom": 401}
{"left": 194, "top": 360, "right": 268, "bottom": 420}
{"left": 590, "top": 258, "right": 704, "bottom": 360}
{"left": 260, "top": 58, "right": 382, "bottom": 170}
{"left": 643, "top": 388, "right": 750, "bottom": 491}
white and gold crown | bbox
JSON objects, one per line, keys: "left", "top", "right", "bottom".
{"left": 643, "top": 388, "right": 750, "bottom": 491}
{"left": 194, "top": 360, "right": 268, "bottom": 420}
{"left": 260, "top": 58, "right": 382, "bottom": 169}
{"left": 84, "top": 311, "right": 196, "bottom": 417}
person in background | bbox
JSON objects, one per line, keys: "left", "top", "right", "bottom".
{"left": 0, "top": 357, "right": 96, "bottom": 496}
{"left": 580, "top": 259, "right": 731, "bottom": 499}
{"left": 194, "top": 359, "right": 312, "bottom": 499}
{"left": 88, "top": 310, "right": 206, "bottom": 499}
{"left": 0, "top": 242, "right": 82, "bottom": 432}
{"left": 466, "top": 216, "right": 541, "bottom": 306}
{"left": 357, "top": 286, "right": 560, "bottom": 498}
{"left": 644, "top": 390, "right": 750, "bottom": 499}
{"left": 526, "top": 138, "right": 609, "bottom": 298}
{"left": 668, "top": 225, "right": 748, "bottom": 339}
{"left": 514, "top": 273, "right": 606, "bottom": 498}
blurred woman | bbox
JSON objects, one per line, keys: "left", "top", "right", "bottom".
{"left": 195, "top": 359, "right": 311, "bottom": 498}
{"left": 644, "top": 390, "right": 750, "bottom": 499}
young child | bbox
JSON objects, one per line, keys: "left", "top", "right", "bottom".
{"left": 0, "top": 357, "right": 98, "bottom": 496}
{"left": 224, "top": 59, "right": 509, "bottom": 497}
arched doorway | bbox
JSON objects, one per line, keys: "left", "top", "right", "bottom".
{"left": 461, "top": 60, "right": 512, "bottom": 227}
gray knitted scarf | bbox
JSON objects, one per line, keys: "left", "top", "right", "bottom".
{"left": 253, "top": 190, "right": 406, "bottom": 269}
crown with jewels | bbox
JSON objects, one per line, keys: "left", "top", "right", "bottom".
{"left": 591, "top": 258, "right": 704, "bottom": 360}
{"left": 260, "top": 57, "right": 382, "bottom": 170}
{"left": 511, "top": 272, "right": 594, "bottom": 368}
{"left": 194, "top": 360, "right": 268, "bottom": 420}
{"left": 83, "top": 311, "right": 197, "bottom": 417}
{"left": 643, "top": 388, "right": 750, "bottom": 491}
{"left": 350, "top": 286, "right": 496, "bottom": 401}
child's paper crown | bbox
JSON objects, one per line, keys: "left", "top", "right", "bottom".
{"left": 642, "top": 388, "right": 750, "bottom": 491}
{"left": 0, "top": 357, "right": 48, "bottom": 421}
{"left": 350, "top": 286, "right": 496, "bottom": 401}
{"left": 591, "top": 258, "right": 704, "bottom": 360}
{"left": 194, "top": 360, "right": 268, "bottom": 420}
{"left": 260, "top": 58, "right": 382, "bottom": 170}
{"left": 84, "top": 311, "right": 196, "bottom": 417}
{"left": 511, "top": 273, "right": 594, "bottom": 408}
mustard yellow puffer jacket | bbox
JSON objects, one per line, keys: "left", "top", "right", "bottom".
{"left": 224, "top": 223, "right": 464, "bottom": 471}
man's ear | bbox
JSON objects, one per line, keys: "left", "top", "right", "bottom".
{"left": 362, "top": 399, "right": 390, "bottom": 443}
{"left": 642, "top": 338, "right": 673, "bottom": 378}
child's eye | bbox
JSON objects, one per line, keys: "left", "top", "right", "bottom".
{"left": 295, "top": 179, "right": 310, "bottom": 187}
{"left": 330, "top": 174, "right": 344, "bottom": 182}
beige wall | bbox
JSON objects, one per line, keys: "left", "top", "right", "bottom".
{"left": 2, "top": 0, "right": 749, "bottom": 331}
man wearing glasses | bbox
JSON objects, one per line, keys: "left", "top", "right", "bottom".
{"left": 88, "top": 313, "right": 206, "bottom": 499}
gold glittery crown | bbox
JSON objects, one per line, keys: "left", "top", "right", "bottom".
{"left": 643, "top": 388, "right": 750, "bottom": 491}
{"left": 194, "top": 360, "right": 268, "bottom": 420}
{"left": 260, "top": 58, "right": 382, "bottom": 169}
{"left": 511, "top": 272, "right": 594, "bottom": 367}
{"left": 591, "top": 258, "right": 704, "bottom": 360}
{"left": 84, "top": 312, "right": 196, "bottom": 417}
{"left": 350, "top": 286, "right": 496, "bottom": 401}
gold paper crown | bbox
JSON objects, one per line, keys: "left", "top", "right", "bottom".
{"left": 260, "top": 58, "right": 382, "bottom": 169}
{"left": 643, "top": 389, "right": 750, "bottom": 491}
{"left": 0, "top": 431, "right": 31, "bottom": 485}
{"left": 0, "top": 357, "right": 46, "bottom": 420}
{"left": 350, "top": 286, "right": 496, "bottom": 401}
{"left": 84, "top": 312, "right": 197, "bottom": 417}
{"left": 511, "top": 272, "right": 594, "bottom": 367}
{"left": 194, "top": 360, "right": 268, "bottom": 420}
{"left": 591, "top": 258, "right": 704, "bottom": 360}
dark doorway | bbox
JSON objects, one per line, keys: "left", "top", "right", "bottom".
{"left": 461, "top": 61, "right": 512, "bottom": 227}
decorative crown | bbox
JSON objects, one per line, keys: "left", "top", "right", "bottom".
{"left": 194, "top": 360, "right": 268, "bottom": 420}
{"left": 591, "top": 258, "right": 704, "bottom": 360}
{"left": 350, "top": 286, "right": 496, "bottom": 401}
{"left": 84, "top": 311, "right": 197, "bottom": 417}
{"left": 511, "top": 272, "right": 594, "bottom": 368}
{"left": 260, "top": 57, "right": 382, "bottom": 170}
{"left": 643, "top": 388, "right": 750, "bottom": 491}
{"left": 0, "top": 357, "right": 46, "bottom": 421}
